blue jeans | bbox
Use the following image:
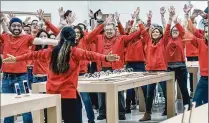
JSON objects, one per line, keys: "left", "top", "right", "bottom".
{"left": 2, "top": 73, "right": 33, "bottom": 123}
{"left": 79, "top": 73, "right": 95, "bottom": 122}
{"left": 126, "top": 62, "right": 147, "bottom": 109}
{"left": 193, "top": 76, "right": 208, "bottom": 107}
{"left": 98, "top": 68, "right": 125, "bottom": 116}
{"left": 27, "top": 66, "right": 33, "bottom": 89}
{"left": 146, "top": 81, "right": 167, "bottom": 113}
{"left": 33, "top": 76, "right": 47, "bottom": 83}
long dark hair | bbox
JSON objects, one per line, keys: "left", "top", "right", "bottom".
{"left": 50, "top": 26, "right": 76, "bottom": 74}
{"left": 35, "top": 29, "right": 50, "bottom": 51}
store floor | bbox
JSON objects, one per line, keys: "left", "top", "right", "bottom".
{"left": 1, "top": 99, "right": 184, "bottom": 123}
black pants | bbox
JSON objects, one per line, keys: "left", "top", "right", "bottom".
{"left": 125, "top": 62, "right": 147, "bottom": 109}
{"left": 168, "top": 66, "right": 190, "bottom": 106}
{"left": 88, "top": 62, "right": 99, "bottom": 109}
{"left": 61, "top": 93, "right": 82, "bottom": 123}
{"left": 187, "top": 56, "right": 198, "bottom": 93}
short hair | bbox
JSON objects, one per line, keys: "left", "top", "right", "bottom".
{"left": 104, "top": 22, "right": 116, "bottom": 30}
{"left": 64, "top": 10, "right": 72, "bottom": 19}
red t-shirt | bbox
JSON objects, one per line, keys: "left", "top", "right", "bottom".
{"left": 0, "top": 33, "right": 34, "bottom": 73}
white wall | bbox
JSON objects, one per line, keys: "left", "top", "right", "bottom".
{"left": 88, "top": 1, "right": 190, "bottom": 27}
{"left": 1, "top": 1, "right": 89, "bottom": 26}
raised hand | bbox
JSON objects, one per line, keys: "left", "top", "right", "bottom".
{"left": 24, "top": 17, "right": 31, "bottom": 24}
{"left": 106, "top": 13, "right": 114, "bottom": 23}
{"left": 183, "top": 4, "right": 193, "bottom": 14}
{"left": 114, "top": 12, "right": 120, "bottom": 22}
{"left": 147, "top": 10, "right": 152, "bottom": 19}
{"left": 96, "top": 11, "right": 103, "bottom": 21}
{"left": 83, "top": 20, "right": 88, "bottom": 27}
{"left": 168, "top": 6, "right": 175, "bottom": 18}
{"left": 36, "top": 9, "right": 46, "bottom": 21}
{"left": 160, "top": 7, "right": 166, "bottom": 15}
{"left": 191, "top": 9, "right": 199, "bottom": 19}
{"left": 7, "top": 12, "right": 15, "bottom": 20}
{"left": 105, "top": 51, "right": 120, "bottom": 62}
{"left": 66, "top": 13, "right": 76, "bottom": 25}
{"left": 89, "top": 9, "right": 94, "bottom": 19}
{"left": 0, "top": 12, "right": 6, "bottom": 22}
{"left": 58, "top": 7, "right": 65, "bottom": 18}
{"left": 2, "top": 54, "right": 16, "bottom": 63}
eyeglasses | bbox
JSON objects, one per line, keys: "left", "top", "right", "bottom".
{"left": 31, "top": 23, "right": 38, "bottom": 26}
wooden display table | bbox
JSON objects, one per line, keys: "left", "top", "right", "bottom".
{"left": 161, "top": 103, "right": 208, "bottom": 123}
{"left": 32, "top": 72, "right": 176, "bottom": 123}
{"left": 186, "top": 61, "right": 199, "bottom": 95}
{"left": 1, "top": 93, "right": 61, "bottom": 123}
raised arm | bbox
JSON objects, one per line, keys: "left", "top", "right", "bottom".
{"left": 37, "top": 9, "right": 60, "bottom": 36}
{"left": 174, "top": 16, "right": 185, "bottom": 38}
{"left": 183, "top": 4, "right": 193, "bottom": 28}
{"left": 146, "top": 10, "right": 152, "bottom": 28}
{"left": 160, "top": 7, "right": 167, "bottom": 29}
{"left": 114, "top": 12, "right": 126, "bottom": 35}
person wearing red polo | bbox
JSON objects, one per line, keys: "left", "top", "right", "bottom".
{"left": 2, "top": 26, "right": 120, "bottom": 123}
{"left": 0, "top": 17, "right": 60, "bottom": 123}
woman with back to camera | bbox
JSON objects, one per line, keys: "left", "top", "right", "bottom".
{"left": 2, "top": 26, "right": 120, "bottom": 123}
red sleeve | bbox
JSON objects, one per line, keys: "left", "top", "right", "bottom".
{"left": 117, "top": 22, "right": 126, "bottom": 35}
{"left": 28, "top": 35, "right": 35, "bottom": 46}
{"left": 194, "top": 30, "right": 204, "bottom": 39}
{"left": 162, "top": 24, "right": 171, "bottom": 47}
{"left": 139, "top": 23, "right": 151, "bottom": 45}
{"left": 72, "top": 47, "right": 106, "bottom": 61}
{"left": 126, "top": 20, "right": 134, "bottom": 34}
{"left": 175, "top": 23, "right": 185, "bottom": 38}
{"left": 0, "top": 35, "right": 3, "bottom": 43}
{"left": 45, "top": 21, "right": 60, "bottom": 36}
{"left": 86, "top": 24, "right": 104, "bottom": 41}
{"left": 16, "top": 49, "right": 51, "bottom": 62}
{"left": 122, "top": 27, "right": 141, "bottom": 45}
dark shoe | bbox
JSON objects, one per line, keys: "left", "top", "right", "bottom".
{"left": 97, "top": 115, "right": 106, "bottom": 120}
{"left": 125, "top": 108, "right": 131, "bottom": 113}
{"left": 119, "top": 115, "right": 126, "bottom": 120}
{"left": 161, "top": 111, "right": 167, "bottom": 116}
{"left": 88, "top": 120, "right": 95, "bottom": 123}
{"left": 139, "top": 113, "right": 151, "bottom": 121}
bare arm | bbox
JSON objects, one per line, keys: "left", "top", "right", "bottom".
{"left": 160, "top": 7, "right": 166, "bottom": 29}
{"left": 33, "top": 38, "right": 59, "bottom": 46}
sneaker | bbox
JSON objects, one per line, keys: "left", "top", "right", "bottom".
{"left": 161, "top": 111, "right": 167, "bottom": 116}
{"left": 88, "top": 120, "right": 95, "bottom": 123}
{"left": 139, "top": 113, "right": 151, "bottom": 121}
{"left": 97, "top": 115, "right": 106, "bottom": 120}
{"left": 119, "top": 115, "right": 126, "bottom": 120}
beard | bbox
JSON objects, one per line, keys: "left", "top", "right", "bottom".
{"left": 11, "top": 29, "right": 22, "bottom": 36}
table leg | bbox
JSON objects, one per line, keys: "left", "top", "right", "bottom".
{"left": 47, "top": 95, "right": 62, "bottom": 123}
{"left": 167, "top": 77, "right": 176, "bottom": 118}
{"left": 138, "top": 87, "right": 146, "bottom": 112}
{"left": 106, "top": 84, "right": 118, "bottom": 123}
{"left": 32, "top": 109, "right": 44, "bottom": 123}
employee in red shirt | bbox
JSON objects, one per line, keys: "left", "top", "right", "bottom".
{"left": 139, "top": 6, "right": 175, "bottom": 121}
{"left": 166, "top": 16, "right": 190, "bottom": 108}
{"left": 87, "top": 13, "right": 142, "bottom": 120}
{"left": 2, "top": 26, "right": 120, "bottom": 123}
{"left": 0, "top": 17, "right": 61, "bottom": 123}
{"left": 189, "top": 23, "right": 208, "bottom": 107}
